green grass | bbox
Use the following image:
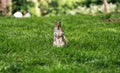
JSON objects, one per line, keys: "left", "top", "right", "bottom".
{"left": 0, "top": 14, "right": 120, "bottom": 73}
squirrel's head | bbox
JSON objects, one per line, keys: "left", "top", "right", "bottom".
{"left": 55, "top": 21, "right": 61, "bottom": 29}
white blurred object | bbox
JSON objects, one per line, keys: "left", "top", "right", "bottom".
{"left": 13, "top": 11, "right": 23, "bottom": 18}
{"left": 24, "top": 12, "right": 31, "bottom": 18}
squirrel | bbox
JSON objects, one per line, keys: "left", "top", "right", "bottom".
{"left": 53, "top": 22, "right": 66, "bottom": 47}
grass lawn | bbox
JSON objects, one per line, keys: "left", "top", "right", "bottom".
{"left": 0, "top": 14, "right": 120, "bottom": 73}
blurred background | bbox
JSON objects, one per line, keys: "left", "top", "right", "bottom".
{"left": 0, "top": 0, "right": 120, "bottom": 17}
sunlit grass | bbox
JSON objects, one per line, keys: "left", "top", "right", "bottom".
{"left": 0, "top": 15, "right": 120, "bottom": 73}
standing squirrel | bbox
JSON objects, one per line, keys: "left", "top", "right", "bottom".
{"left": 53, "top": 22, "right": 66, "bottom": 47}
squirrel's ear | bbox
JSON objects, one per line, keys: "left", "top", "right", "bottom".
{"left": 59, "top": 22, "right": 61, "bottom": 24}
{"left": 55, "top": 21, "right": 61, "bottom": 25}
